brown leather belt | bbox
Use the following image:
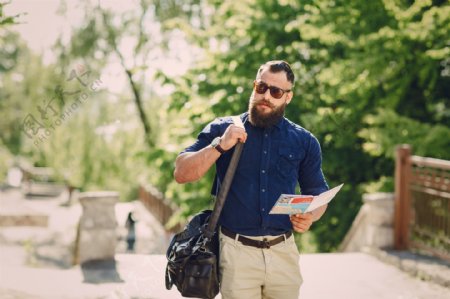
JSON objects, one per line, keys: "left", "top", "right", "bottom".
{"left": 221, "top": 227, "right": 292, "bottom": 249}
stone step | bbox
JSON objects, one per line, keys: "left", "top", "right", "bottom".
{"left": 22, "top": 182, "right": 66, "bottom": 197}
{"left": 0, "top": 193, "right": 170, "bottom": 269}
{"left": 0, "top": 189, "right": 50, "bottom": 227}
{"left": 0, "top": 214, "right": 48, "bottom": 227}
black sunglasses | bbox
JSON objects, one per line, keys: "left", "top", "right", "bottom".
{"left": 253, "top": 80, "right": 291, "bottom": 99}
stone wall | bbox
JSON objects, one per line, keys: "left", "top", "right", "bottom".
{"left": 339, "top": 192, "right": 395, "bottom": 252}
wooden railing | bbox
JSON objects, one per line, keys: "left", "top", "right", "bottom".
{"left": 138, "top": 184, "right": 182, "bottom": 233}
{"left": 395, "top": 145, "right": 450, "bottom": 261}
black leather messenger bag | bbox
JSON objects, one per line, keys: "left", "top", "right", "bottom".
{"left": 165, "top": 140, "right": 244, "bottom": 299}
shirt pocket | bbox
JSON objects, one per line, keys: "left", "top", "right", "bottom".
{"left": 276, "top": 147, "right": 304, "bottom": 178}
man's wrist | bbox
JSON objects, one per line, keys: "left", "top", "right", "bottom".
{"left": 210, "top": 137, "right": 226, "bottom": 154}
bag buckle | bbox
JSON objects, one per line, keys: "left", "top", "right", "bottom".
{"left": 200, "top": 236, "right": 210, "bottom": 248}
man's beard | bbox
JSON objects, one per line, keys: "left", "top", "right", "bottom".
{"left": 248, "top": 97, "right": 286, "bottom": 128}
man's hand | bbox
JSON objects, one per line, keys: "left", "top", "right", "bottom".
{"left": 220, "top": 124, "right": 247, "bottom": 150}
{"left": 290, "top": 213, "right": 314, "bottom": 233}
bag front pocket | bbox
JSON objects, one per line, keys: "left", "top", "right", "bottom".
{"left": 181, "top": 252, "right": 219, "bottom": 299}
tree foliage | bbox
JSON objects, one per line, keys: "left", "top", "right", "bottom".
{"left": 65, "top": 0, "right": 173, "bottom": 148}
{"left": 158, "top": 0, "right": 450, "bottom": 251}
{"left": 0, "top": 1, "right": 25, "bottom": 27}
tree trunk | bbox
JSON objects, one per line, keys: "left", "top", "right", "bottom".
{"left": 125, "top": 69, "right": 153, "bottom": 148}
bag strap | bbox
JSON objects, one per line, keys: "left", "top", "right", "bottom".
{"left": 203, "top": 115, "right": 244, "bottom": 239}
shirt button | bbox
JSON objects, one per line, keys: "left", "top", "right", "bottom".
{"left": 262, "top": 189, "right": 266, "bottom": 192}
{"left": 263, "top": 150, "right": 267, "bottom": 154}
{"left": 264, "top": 134, "right": 268, "bottom": 137}
{"left": 261, "top": 208, "right": 265, "bottom": 212}
{"left": 289, "top": 154, "right": 293, "bottom": 158}
{"left": 262, "top": 170, "right": 266, "bottom": 174}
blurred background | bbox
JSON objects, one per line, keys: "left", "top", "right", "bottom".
{"left": 0, "top": 2, "right": 449, "bottom": 295}
{"left": 0, "top": 0, "right": 450, "bottom": 299}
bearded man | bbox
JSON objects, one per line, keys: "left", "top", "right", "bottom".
{"left": 174, "top": 60, "right": 329, "bottom": 299}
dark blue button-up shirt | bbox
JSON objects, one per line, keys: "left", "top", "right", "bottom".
{"left": 182, "top": 112, "right": 328, "bottom": 236}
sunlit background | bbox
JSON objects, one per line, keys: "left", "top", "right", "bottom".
{"left": 1, "top": 1, "right": 449, "bottom": 298}
{"left": 1, "top": 0, "right": 449, "bottom": 255}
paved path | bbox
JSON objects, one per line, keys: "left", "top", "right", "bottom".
{"left": 300, "top": 253, "right": 449, "bottom": 299}
{"left": 1, "top": 253, "right": 449, "bottom": 299}
{"left": 1, "top": 187, "right": 449, "bottom": 298}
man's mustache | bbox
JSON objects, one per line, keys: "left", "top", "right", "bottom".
{"left": 253, "top": 99, "right": 274, "bottom": 108}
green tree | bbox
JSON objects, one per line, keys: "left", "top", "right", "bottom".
{"left": 65, "top": 0, "right": 170, "bottom": 148}
{"left": 158, "top": 0, "right": 450, "bottom": 251}
{"left": 0, "top": 31, "right": 146, "bottom": 200}
{"left": 0, "top": 1, "right": 25, "bottom": 27}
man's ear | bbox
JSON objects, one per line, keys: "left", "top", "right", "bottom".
{"left": 286, "top": 91, "right": 293, "bottom": 104}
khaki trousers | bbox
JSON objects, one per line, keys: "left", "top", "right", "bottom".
{"left": 219, "top": 230, "right": 303, "bottom": 299}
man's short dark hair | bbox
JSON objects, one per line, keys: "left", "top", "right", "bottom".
{"left": 257, "top": 60, "right": 295, "bottom": 85}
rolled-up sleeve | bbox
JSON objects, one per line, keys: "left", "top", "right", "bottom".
{"left": 180, "top": 119, "right": 224, "bottom": 154}
{"left": 298, "top": 134, "right": 329, "bottom": 195}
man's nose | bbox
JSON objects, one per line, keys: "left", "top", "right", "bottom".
{"left": 264, "top": 88, "right": 272, "bottom": 99}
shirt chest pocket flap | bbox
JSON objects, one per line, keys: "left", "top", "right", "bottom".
{"left": 276, "top": 147, "right": 305, "bottom": 177}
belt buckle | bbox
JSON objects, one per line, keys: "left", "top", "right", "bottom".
{"left": 262, "top": 238, "right": 270, "bottom": 249}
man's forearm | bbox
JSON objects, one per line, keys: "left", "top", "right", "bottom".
{"left": 174, "top": 146, "right": 221, "bottom": 183}
{"left": 174, "top": 123, "right": 247, "bottom": 184}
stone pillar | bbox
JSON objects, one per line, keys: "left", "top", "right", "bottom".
{"left": 77, "top": 191, "right": 118, "bottom": 264}
{"left": 339, "top": 192, "right": 395, "bottom": 252}
{"left": 362, "top": 192, "right": 395, "bottom": 249}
